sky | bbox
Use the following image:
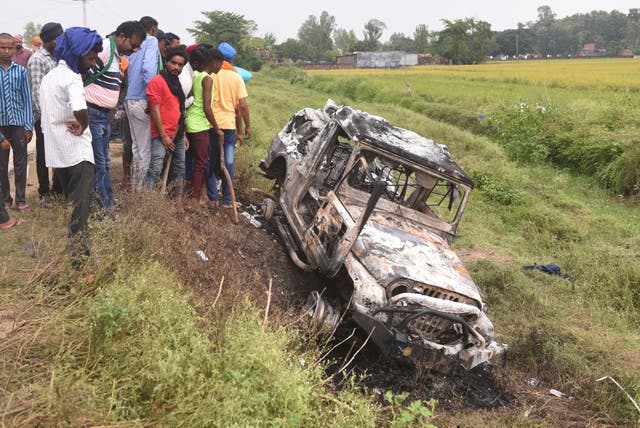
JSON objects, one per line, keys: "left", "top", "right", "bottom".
{"left": 1, "top": 0, "right": 638, "bottom": 46}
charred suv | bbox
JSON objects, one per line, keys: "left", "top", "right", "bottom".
{"left": 259, "top": 100, "right": 498, "bottom": 369}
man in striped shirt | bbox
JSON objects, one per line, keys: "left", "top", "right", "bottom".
{"left": 28, "top": 22, "right": 64, "bottom": 208}
{"left": 0, "top": 33, "right": 33, "bottom": 212}
{"left": 85, "top": 21, "right": 145, "bottom": 215}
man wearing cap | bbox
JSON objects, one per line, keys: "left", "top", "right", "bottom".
{"left": 208, "top": 42, "right": 251, "bottom": 208}
{"left": 125, "top": 16, "right": 161, "bottom": 188}
{"left": 40, "top": 27, "right": 103, "bottom": 259}
{"left": 11, "top": 34, "right": 32, "bottom": 68}
{"left": 28, "top": 22, "right": 64, "bottom": 208}
{"left": 0, "top": 33, "right": 33, "bottom": 212}
{"left": 31, "top": 36, "right": 42, "bottom": 52}
{"left": 84, "top": 21, "right": 145, "bottom": 216}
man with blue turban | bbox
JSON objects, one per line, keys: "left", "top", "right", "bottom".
{"left": 40, "top": 27, "right": 103, "bottom": 263}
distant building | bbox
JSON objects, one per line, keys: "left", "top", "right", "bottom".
{"left": 578, "top": 43, "right": 606, "bottom": 58}
{"left": 336, "top": 51, "right": 418, "bottom": 69}
{"left": 618, "top": 48, "right": 633, "bottom": 58}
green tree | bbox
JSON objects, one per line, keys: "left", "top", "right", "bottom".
{"left": 625, "top": 8, "right": 640, "bottom": 53}
{"left": 297, "top": 11, "right": 335, "bottom": 62}
{"left": 362, "top": 19, "right": 386, "bottom": 51}
{"left": 434, "top": 18, "right": 494, "bottom": 64}
{"left": 413, "top": 24, "right": 431, "bottom": 53}
{"left": 385, "top": 33, "right": 414, "bottom": 51}
{"left": 492, "top": 25, "right": 536, "bottom": 57}
{"left": 188, "top": 11, "right": 260, "bottom": 69}
{"left": 534, "top": 5, "right": 556, "bottom": 55}
{"left": 275, "top": 38, "right": 313, "bottom": 61}
{"left": 23, "top": 22, "right": 42, "bottom": 46}
{"left": 333, "top": 28, "right": 357, "bottom": 53}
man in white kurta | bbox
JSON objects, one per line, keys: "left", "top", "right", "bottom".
{"left": 40, "top": 27, "right": 102, "bottom": 261}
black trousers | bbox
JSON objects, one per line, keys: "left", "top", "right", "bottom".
{"left": 0, "top": 182, "right": 10, "bottom": 223}
{"left": 55, "top": 161, "right": 94, "bottom": 237}
{"left": 34, "top": 120, "right": 62, "bottom": 197}
{"left": 0, "top": 126, "right": 28, "bottom": 204}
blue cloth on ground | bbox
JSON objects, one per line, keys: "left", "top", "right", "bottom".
{"left": 522, "top": 263, "right": 568, "bottom": 279}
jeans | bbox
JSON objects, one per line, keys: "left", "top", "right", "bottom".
{"left": 205, "top": 129, "right": 220, "bottom": 201}
{"left": 204, "top": 129, "right": 236, "bottom": 204}
{"left": 88, "top": 106, "right": 114, "bottom": 211}
{"left": 145, "top": 136, "right": 185, "bottom": 196}
{"left": 220, "top": 129, "right": 236, "bottom": 205}
{"left": 0, "top": 126, "right": 27, "bottom": 205}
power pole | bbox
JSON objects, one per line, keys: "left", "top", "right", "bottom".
{"left": 73, "top": 0, "right": 87, "bottom": 26}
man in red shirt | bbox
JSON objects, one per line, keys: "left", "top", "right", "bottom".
{"left": 144, "top": 47, "right": 187, "bottom": 197}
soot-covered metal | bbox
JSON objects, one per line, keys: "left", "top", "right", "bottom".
{"left": 259, "top": 100, "right": 499, "bottom": 369}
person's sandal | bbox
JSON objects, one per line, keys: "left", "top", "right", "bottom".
{"left": 16, "top": 203, "right": 30, "bottom": 212}
{"left": 0, "top": 217, "right": 25, "bottom": 230}
{"left": 40, "top": 196, "right": 54, "bottom": 209}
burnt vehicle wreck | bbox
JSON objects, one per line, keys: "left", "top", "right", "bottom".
{"left": 259, "top": 100, "right": 498, "bottom": 369}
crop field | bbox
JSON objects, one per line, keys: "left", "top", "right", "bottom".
{"left": 311, "top": 58, "right": 640, "bottom": 92}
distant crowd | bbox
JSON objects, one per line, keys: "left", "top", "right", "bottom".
{"left": 0, "top": 16, "right": 251, "bottom": 263}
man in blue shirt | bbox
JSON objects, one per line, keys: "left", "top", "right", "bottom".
{"left": 125, "top": 16, "right": 161, "bottom": 188}
{"left": 0, "top": 33, "right": 33, "bottom": 212}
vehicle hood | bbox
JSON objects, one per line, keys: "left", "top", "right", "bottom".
{"left": 350, "top": 212, "right": 483, "bottom": 306}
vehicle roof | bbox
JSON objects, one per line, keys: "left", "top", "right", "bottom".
{"left": 329, "top": 104, "right": 474, "bottom": 187}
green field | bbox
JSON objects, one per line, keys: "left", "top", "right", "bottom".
{"left": 1, "top": 60, "right": 639, "bottom": 426}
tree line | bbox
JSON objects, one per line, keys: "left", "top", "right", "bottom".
{"left": 186, "top": 6, "right": 640, "bottom": 69}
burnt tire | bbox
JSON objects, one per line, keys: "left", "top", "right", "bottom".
{"left": 262, "top": 198, "right": 275, "bottom": 221}
{"left": 302, "top": 290, "right": 341, "bottom": 335}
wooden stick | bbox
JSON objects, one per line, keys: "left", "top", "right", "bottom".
{"left": 204, "top": 276, "right": 225, "bottom": 318}
{"left": 218, "top": 137, "right": 238, "bottom": 223}
{"left": 160, "top": 153, "right": 173, "bottom": 193}
{"left": 262, "top": 277, "right": 273, "bottom": 331}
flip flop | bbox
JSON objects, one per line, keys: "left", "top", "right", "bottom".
{"left": 221, "top": 201, "right": 241, "bottom": 209}
{"left": 0, "top": 217, "right": 25, "bottom": 230}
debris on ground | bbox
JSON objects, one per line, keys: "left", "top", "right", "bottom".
{"left": 522, "top": 263, "right": 569, "bottom": 279}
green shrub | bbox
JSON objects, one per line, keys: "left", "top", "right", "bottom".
{"left": 470, "top": 170, "right": 525, "bottom": 205}
{"left": 488, "top": 101, "right": 564, "bottom": 163}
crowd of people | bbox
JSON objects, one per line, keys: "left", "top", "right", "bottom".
{"left": 0, "top": 16, "right": 251, "bottom": 262}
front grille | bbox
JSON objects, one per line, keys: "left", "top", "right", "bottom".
{"left": 387, "top": 282, "right": 479, "bottom": 344}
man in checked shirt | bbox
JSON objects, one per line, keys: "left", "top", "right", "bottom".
{"left": 27, "top": 22, "right": 64, "bottom": 208}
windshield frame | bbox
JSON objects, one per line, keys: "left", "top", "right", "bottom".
{"left": 334, "top": 144, "right": 471, "bottom": 238}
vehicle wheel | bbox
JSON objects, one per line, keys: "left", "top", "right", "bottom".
{"left": 261, "top": 198, "right": 275, "bottom": 221}
{"left": 302, "top": 290, "right": 341, "bottom": 335}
